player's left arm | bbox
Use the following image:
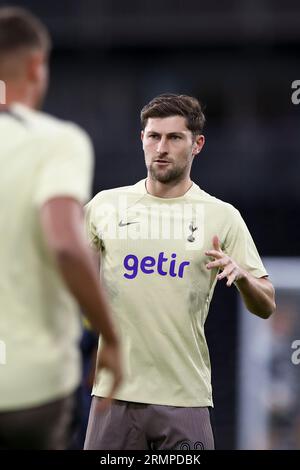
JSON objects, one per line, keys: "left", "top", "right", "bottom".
{"left": 206, "top": 235, "right": 276, "bottom": 319}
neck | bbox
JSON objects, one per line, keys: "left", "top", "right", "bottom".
{"left": 0, "top": 81, "right": 35, "bottom": 110}
{"left": 145, "top": 176, "right": 193, "bottom": 198}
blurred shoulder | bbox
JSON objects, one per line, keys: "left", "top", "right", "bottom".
{"left": 11, "top": 103, "right": 92, "bottom": 147}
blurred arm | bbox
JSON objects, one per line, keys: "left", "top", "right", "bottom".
{"left": 39, "top": 196, "right": 118, "bottom": 344}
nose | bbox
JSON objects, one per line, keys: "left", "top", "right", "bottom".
{"left": 156, "top": 136, "right": 169, "bottom": 155}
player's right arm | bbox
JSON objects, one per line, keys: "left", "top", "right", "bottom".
{"left": 39, "top": 196, "right": 122, "bottom": 402}
{"left": 34, "top": 123, "right": 122, "bottom": 403}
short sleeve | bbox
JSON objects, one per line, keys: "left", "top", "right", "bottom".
{"left": 34, "top": 124, "right": 94, "bottom": 207}
{"left": 223, "top": 208, "right": 268, "bottom": 278}
{"left": 84, "top": 199, "right": 102, "bottom": 251}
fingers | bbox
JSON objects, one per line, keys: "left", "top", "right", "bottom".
{"left": 95, "top": 370, "right": 123, "bottom": 413}
{"left": 106, "top": 374, "right": 122, "bottom": 403}
{"left": 205, "top": 236, "right": 238, "bottom": 287}
{"left": 206, "top": 258, "right": 228, "bottom": 270}
{"left": 96, "top": 396, "right": 112, "bottom": 412}
{"left": 212, "top": 235, "right": 221, "bottom": 252}
{"left": 205, "top": 249, "right": 223, "bottom": 259}
{"left": 216, "top": 265, "right": 238, "bottom": 287}
{"left": 226, "top": 269, "right": 238, "bottom": 287}
{"left": 217, "top": 264, "right": 235, "bottom": 281}
{"left": 205, "top": 236, "right": 222, "bottom": 258}
{"left": 206, "top": 236, "right": 223, "bottom": 260}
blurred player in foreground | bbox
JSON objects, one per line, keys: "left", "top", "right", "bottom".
{"left": 0, "top": 7, "right": 121, "bottom": 449}
{"left": 84, "top": 93, "right": 276, "bottom": 450}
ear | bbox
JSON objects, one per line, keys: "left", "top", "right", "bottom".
{"left": 26, "top": 50, "right": 46, "bottom": 83}
{"left": 141, "top": 130, "right": 144, "bottom": 142}
{"left": 192, "top": 134, "right": 205, "bottom": 156}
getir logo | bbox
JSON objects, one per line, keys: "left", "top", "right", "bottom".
{"left": 123, "top": 252, "right": 190, "bottom": 279}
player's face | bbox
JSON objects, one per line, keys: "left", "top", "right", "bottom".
{"left": 142, "top": 116, "right": 204, "bottom": 184}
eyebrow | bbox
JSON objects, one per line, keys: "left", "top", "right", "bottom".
{"left": 146, "top": 131, "right": 186, "bottom": 136}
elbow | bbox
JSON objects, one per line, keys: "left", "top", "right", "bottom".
{"left": 260, "top": 301, "right": 276, "bottom": 319}
{"left": 265, "top": 286, "right": 276, "bottom": 318}
{"left": 245, "top": 281, "right": 276, "bottom": 320}
{"left": 270, "top": 299, "right": 277, "bottom": 316}
{"left": 259, "top": 284, "right": 276, "bottom": 319}
{"left": 252, "top": 299, "right": 276, "bottom": 320}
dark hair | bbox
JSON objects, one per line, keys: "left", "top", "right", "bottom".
{"left": 0, "top": 7, "right": 51, "bottom": 55}
{"left": 141, "top": 93, "right": 206, "bottom": 135}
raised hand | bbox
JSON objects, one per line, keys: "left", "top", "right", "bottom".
{"left": 205, "top": 235, "right": 244, "bottom": 287}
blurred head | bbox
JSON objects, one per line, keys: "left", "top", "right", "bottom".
{"left": 0, "top": 7, "right": 51, "bottom": 109}
{"left": 141, "top": 94, "right": 205, "bottom": 184}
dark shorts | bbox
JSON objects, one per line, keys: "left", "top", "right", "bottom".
{"left": 0, "top": 392, "right": 77, "bottom": 450}
{"left": 84, "top": 397, "right": 215, "bottom": 450}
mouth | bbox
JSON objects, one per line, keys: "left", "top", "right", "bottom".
{"left": 154, "top": 159, "right": 171, "bottom": 165}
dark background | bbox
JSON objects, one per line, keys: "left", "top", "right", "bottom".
{"left": 2, "top": 0, "right": 299, "bottom": 448}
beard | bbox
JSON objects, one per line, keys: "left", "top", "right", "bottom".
{"left": 148, "top": 161, "right": 188, "bottom": 184}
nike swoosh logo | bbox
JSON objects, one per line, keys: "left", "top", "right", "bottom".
{"left": 119, "top": 220, "right": 140, "bottom": 227}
